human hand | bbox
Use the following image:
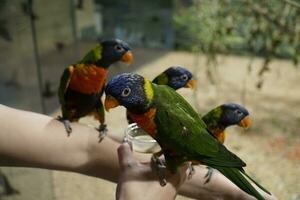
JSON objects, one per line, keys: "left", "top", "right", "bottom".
{"left": 116, "top": 141, "right": 188, "bottom": 200}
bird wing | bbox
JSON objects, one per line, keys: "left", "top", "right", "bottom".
{"left": 153, "top": 85, "right": 246, "bottom": 168}
{"left": 58, "top": 66, "right": 74, "bottom": 105}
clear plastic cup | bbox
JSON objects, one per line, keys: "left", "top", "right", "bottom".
{"left": 124, "top": 123, "right": 161, "bottom": 153}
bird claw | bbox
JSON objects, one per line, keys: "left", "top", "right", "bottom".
{"left": 151, "top": 154, "right": 167, "bottom": 186}
{"left": 97, "top": 124, "right": 108, "bottom": 142}
{"left": 57, "top": 116, "right": 72, "bottom": 136}
{"left": 204, "top": 166, "right": 214, "bottom": 184}
{"left": 187, "top": 163, "right": 195, "bottom": 179}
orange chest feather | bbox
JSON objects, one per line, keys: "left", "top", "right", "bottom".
{"left": 210, "top": 128, "right": 226, "bottom": 144}
{"left": 128, "top": 108, "right": 157, "bottom": 138}
{"left": 69, "top": 64, "right": 108, "bottom": 94}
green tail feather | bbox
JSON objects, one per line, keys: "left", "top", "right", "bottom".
{"left": 241, "top": 170, "right": 271, "bottom": 195}
{"left": 216, "top": 167, "right": 265, "bottom": 200}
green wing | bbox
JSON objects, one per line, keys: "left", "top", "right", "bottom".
{"left": 79, "top": 44, "right": 102, "bottom": 64}
{"left": 58, "top": 66, "right": 73, "bottom": 105}
{"left": 153, "top": 85, "right": 270, "bottom": 200}
{"left": 152, "top": 72, "right": 168, "bottom": 85}
{"left": 153, "top": 84, "right": 245, "bottom": 168}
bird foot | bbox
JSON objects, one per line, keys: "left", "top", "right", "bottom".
{"left": 204, "top": 166, "right": 214, "bottom": 184}
{"left": 187, "top": 163, "right": 195, "bottom": 179}
{"left": 57, "top": 116, "right": 72, "bottom": 136}
{"left": 97, "top": 124, "right": 108, "bottom": 142}
{"left": 151, "top": 154, "right": 167, "bottom": 186}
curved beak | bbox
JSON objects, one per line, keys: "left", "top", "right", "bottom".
{"left": 121, "top": 51, "right": 133, "bottom": 64}
{"left": 185, "top": 79, "right": 196, "bottom": 90}
{"left": 104, "top": 95, "right": 120, "bottom": 112}
{"left": 238, "top": 116, "right": 252, "bottom": 129}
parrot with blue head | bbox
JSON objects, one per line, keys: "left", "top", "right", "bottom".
{"left": 104, "top": 73, "right": 270, "bottom": 200}
{"left": 58, "top": 39, "right": 133, "bottom": 140}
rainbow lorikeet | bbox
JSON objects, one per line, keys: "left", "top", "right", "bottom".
{"left": 58, "top": 39, "right": 132, "bottom": 140}
{"left": 202, "top": 103, "right": 252, "bottom": 143}
{"left": 104, "top": 73, "right": 270, "bottom": 200}
{"left": 152, "top": 66, "right": 196, "bottom": 90}
{"left": 127, "top": 66, "right": 196, "bottom": 124}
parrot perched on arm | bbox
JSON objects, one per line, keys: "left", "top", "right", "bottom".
{"left": 58, "top": 39, "right": 132, "bottom": 140}
{"left": 202, "top": 103, "right": 252, "bottom": 144}
{"left": 104, "top": 73, "right": 270, "bottom": 200}
{"left": 127, "top": 66, "right": 196, "bottom": 124}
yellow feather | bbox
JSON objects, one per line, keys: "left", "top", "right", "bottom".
{"left": 144, "top": 79, "right": 154, "bottom": 101}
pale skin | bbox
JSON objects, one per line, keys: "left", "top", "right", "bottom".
{"left": 0, "top": 104, "right": 276, "bottom": 200}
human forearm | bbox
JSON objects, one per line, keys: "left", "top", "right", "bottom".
{"left": 0, "top": 104, "right": 120, "bottom": 182}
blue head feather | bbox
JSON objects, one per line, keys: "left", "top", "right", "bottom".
{"left": 105, "top": 73, "right": 151, "bottom": 113}
{"left": 98, "top": 39, "right": 131, "bottom": 67}
{"left": 164, "top": 66, "right": 193, "bottom": 90}
{"left": 220, "top": 103, "right": 250, "bottom": 127}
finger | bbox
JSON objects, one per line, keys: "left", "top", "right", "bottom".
{"left": 122, "top": 136, "right": 133, "bottom": 150}
{"left": 117, "top": 142, "right": 136, "bottom": 170}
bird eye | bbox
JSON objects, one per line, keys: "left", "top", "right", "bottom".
{"left": 180, "top": 74, "right": 188, "bottom": 81}
{"left": 235, "top": 110, "right": 243, "bottom": 116}
{"left": 121, "top": 87, "right": 131, "bottom": 97}
{"left": 114, "top": 45, "right": 123, "bottom": 52}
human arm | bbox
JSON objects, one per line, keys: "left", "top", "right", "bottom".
{"left": 0, "top": 104, "right": 276, "bottom": 200}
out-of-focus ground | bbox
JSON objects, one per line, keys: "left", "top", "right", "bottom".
{"left": 1, "top": 49, "right": 300, "bottom": 200}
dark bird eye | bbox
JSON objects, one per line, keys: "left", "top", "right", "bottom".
{"left": 114, "top": 45, "right": 123, "bottom": 52}
{"left": 121, "top": 87, "right": 131, "bottom": 97}
{"left": 235, "top": 110, "right": 243, "bottom": 116}
{"left": 180, "top": 74, "right": 188, "bottom": 81}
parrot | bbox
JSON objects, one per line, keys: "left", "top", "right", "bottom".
{"left": 152, "top": 66, "right": 196, "bottom": 90}
{"left": 202, "top": 103, "right": 252, "bottom": 144}
{"left": 127, "top": 66, "right": 196, "bottom": 124}
{"left": 104, "top": 73, "right": 270, "bottom": 200}
{"left": 58, "top": 39, "right": 132, "bottom": 140}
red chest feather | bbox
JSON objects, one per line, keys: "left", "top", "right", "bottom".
{"left": 128, "top": 108, "right": 157, "bottom": 138}
{"left": 69, "top": 64, "right": 107, "bottom": 94}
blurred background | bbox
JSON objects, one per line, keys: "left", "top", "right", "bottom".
{"left": 0, "top": 0, "right": 299, "bottom": 199}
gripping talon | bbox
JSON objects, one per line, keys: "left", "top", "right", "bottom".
{"left": 151, "top": 154, "right": 167, "bottom": 186}
{"left": 57, "top": 116, "right": 72, "bottom": 136}
{"left": 204, "top": 166, "right": 214, "bottom": 184}
{"left": 97, "top": 124, "right": 108, "bottom": 142}
{"left": 188, "top": 163, "right": 195, "bottom": 179}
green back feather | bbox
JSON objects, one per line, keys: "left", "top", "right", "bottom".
{"left": 202, "top": 106, "right": 222, "bottom": 128}
{"left": 79, "top": 44, "right": 102, "bottom": 64}
{"left": 152, "top": 72, "right": 169, "bottom": 85}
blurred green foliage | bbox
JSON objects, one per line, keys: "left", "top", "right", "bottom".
{"left": 174, "top": 0, "right": 300, "bottom": 80}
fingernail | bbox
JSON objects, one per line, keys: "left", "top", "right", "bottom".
{"left": 122, "top": 137, "right": 129, "bottom": 143}
{"left": 123, "top": 137, "right": 133, "bottom": 150}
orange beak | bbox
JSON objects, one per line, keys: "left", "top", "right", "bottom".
{"left": 121, "top": 51, "right": 133, "bottom": 64}
{"left": 238, "top": 116, "right": 252, "bottom": 129}
{"left": 104, "top": 95, "right": 120, "bottom": 112}
{"left": 185, "top": 79, "right": 196, "bottom": 90}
